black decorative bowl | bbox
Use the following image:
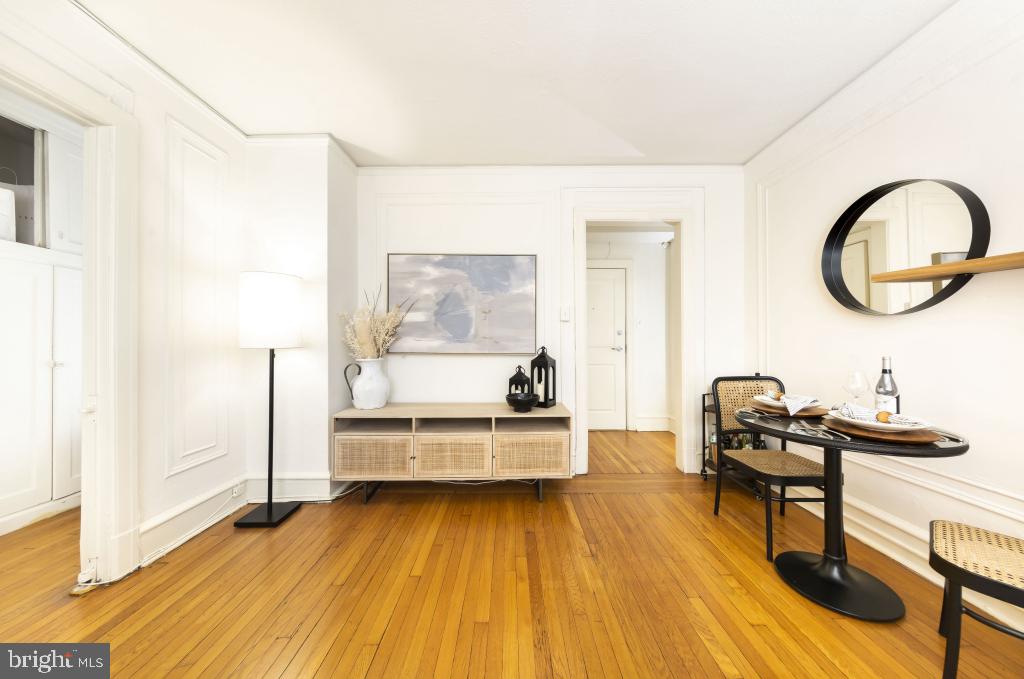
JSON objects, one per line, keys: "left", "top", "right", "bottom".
{"left": 506, "top": 393, "right": 539, "bottom": 413}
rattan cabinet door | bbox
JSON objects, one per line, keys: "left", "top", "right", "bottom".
{"left": 493, "top": 434, "right": 570, "bottom": 478}
{"left": 333, "top": 435, "right": 413, "bottom": 480}
{"left": 414, "top": 435, "right": 492, "bottom": 478}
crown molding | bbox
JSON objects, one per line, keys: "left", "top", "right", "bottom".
{"left": 62, "top": 0, "right": 244, "bottom": 139}
{"left": 357, "top": 164, "right": 743, "bottom": 177}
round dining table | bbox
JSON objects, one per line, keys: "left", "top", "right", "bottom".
{"left": 734, "top": 410, "right": 968, "bottom": 622}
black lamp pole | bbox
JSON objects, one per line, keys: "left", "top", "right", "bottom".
{"left": 234, "top": 347, "right": 302, "bottom": 527}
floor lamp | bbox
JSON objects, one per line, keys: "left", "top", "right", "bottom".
{"left": 235, "top": 271, "right": 303, "bottom": 527}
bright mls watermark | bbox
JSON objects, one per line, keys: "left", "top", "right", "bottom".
{"left": 1, "top": 644, "right": 109, "bottom": 677}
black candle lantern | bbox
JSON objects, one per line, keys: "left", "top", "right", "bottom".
{"left": 508, "top": 365, "right": 531, "bottom": 395}
{"left": 530, "top": 346, "right": 556, "bottom": 408}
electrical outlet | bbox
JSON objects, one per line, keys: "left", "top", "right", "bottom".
{"left": 231, "top": 484, "right": 242, "bottom": 498}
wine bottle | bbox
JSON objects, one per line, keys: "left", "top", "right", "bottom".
{"left": 874, "top": 356, "right": 899, "bottom": 412}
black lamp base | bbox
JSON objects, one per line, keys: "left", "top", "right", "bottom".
{"left": 234, "top": 501, "right": 302, "bottom": 528}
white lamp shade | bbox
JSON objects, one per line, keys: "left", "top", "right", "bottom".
{"left": 239, "top": 271, "right": 303, "bottom": 349}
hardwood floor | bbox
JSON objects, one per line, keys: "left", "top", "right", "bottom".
{"left": 1, "top": 431, "right": 1021, "bottom": 677}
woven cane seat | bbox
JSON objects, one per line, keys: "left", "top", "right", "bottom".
{"left": 723, "top": 449, "right": 824, "bottom": 480}
{"left": 931, "top": 520, "right": 1024, "bottom": 591}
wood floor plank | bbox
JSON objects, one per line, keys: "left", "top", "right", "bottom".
{"left": 1, "top": 430, "right": 1021, "bottom": 678}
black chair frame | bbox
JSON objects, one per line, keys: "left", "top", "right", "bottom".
{"left": 711, "top": 375, "right": 826, "bottom": 561}
{"left": 930, "top": 521, "right": 1024, "bottom": 679}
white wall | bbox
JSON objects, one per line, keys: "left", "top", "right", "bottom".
{"left": 0, "top": 0, "right": 258, "bottom": 562}
{"left": 745, "top": 0, "right": 1024, "bottom": 625}
{"left": 357, "top": 167, "right": 746, "bottom": 470}
{"left": 586, "top": 234, "right": 671, "bottom": 430}
{"left": 243, "top": 136, "right": 357, "bottom": 500}
{"left": 0, "top": 2, "right": 360, "bottom": 567}
{"left": 0, "top": 1, "right": 266, "bottom": 567}
{"left": 327, "top": 150, "right": 358, "bottom": 382}
{"left": 327, "top": 141, "right": 359, "bottom": 461}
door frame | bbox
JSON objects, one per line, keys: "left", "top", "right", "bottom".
{"left": 0, "top": 34, "right": 141, "bottom": 584}
{"left": 566, "top": 188, "right": 706, "bottom": 476}
{"left": 585, "top": 260, "right": 634, "bottom": 430}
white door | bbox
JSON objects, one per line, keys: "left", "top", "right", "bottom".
{"left": 587, "top": 268, "right": 626, "bottom": 430}
{"left": 52, "top": 266, "right": 82, "bottom": 499}
{"left": 841, "top": 240, "right": 870, "bottom": 307}
{"left": 0, "top": 259, "right": 53, "bottom": 517}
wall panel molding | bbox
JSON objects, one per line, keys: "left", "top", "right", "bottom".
{"left": 164, "top": 116, "right": 231, "bottom": 478}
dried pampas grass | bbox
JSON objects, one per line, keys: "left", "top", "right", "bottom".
{"left": 343, "top": 288, "right": 413, "bottom": 359}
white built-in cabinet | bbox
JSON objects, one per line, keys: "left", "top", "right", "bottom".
{"left": 51, "top": 265, "right": 82, "bottom": 498}
{"left": 0, "top": 247, "right": 82, "bottom": 519}
{"left": 46, "top": 135, "right": 85, "bottom": 254}
{"left": 0, "top": 84, "right": 85, "bottom": 529}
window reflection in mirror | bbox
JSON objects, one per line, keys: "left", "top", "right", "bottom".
{"left": 839, "top": 181, "right": 971, "bottom": 313}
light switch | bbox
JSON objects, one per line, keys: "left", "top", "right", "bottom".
{"left": 560, "top": 306, "right": 571, "bottom": 322}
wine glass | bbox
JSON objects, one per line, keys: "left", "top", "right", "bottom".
{"left": 843, "top": 371, "right": 869, "bottom": 406}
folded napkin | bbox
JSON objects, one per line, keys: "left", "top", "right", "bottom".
{"left": 764, "top": 390, "right": 820, "bottom": 416}
{"left": 838, "top": 402, "right": 923, "bottom": 426}
{"left": 838, "top": 403, "right": 880, "bottom": 422}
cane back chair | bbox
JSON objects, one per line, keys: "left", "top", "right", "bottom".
{"left": 711, "top": 375, "right": 826, "bottom": 561}
{"left": 930, "top": 520, "right": 1024, "bottom": 678}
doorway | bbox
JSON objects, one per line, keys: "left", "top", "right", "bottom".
{"left": 569, "top": 192, "right": 707, "bottom": 477}
{"left": 585, "top": 223, "right": 673, "bottom": 449}
{"left": 0, "top": 47, "right": 141, "bottom": 585}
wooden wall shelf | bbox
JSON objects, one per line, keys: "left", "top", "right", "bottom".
{"left": 871, "top": 251, "right": 1024, "bottom": 283}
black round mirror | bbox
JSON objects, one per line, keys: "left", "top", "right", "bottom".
{"left": 822, "top": 180, "right": 989, "bottom": 315}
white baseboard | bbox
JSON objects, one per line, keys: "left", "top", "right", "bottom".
{"left": 139, "top": 477, "right": 248, "bottom": 565}
{"left": 138, "top": 472, "right": 346, "bottom": 567}
{"left": 244, "top": 472, "right": 338, "bottom": 503}
{"left": 0, "top": 493, "right": 81, "bottom": 537}
{"left": 632, "top": 416, "right": 672, "bottom": 432}
{"left": 788, "top": 486, "right": 1024, "bottom": 630}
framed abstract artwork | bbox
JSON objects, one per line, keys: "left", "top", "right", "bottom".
{"left": 387, "top": 253, "right": 537, "bottom": 354}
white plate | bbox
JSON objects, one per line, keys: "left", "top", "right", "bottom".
{"left": 827, "top": 410, "right": 930, "bottom": 432}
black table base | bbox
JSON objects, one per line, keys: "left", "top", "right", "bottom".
{"left": 733, "top": 410, "right": 966, "bottom": 623}
{"left": 776, "top": 447, "right": 907, "bottom": 621}
{"left": 775, "top": 552, "right": 905, "bottom": 621}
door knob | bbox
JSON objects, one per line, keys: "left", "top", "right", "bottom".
{"left": 611, "top": 346, "right": 624, "bottom": 352}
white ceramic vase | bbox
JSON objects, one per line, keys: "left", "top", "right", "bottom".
{"left": 345, "top": 358, "right": 390, "bottom": 410}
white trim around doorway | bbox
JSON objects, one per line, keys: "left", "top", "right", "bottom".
{"left": 0, "top": 33, "right": 141, "bottom": 586}
{"left": 564, "top": 188, "right": 706, "bottom": 476}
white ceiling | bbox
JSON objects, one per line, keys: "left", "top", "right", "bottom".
{"left": 80, "top": 0, "right": 956, "bottom": 166}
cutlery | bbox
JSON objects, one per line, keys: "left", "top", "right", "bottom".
{"left": 736, "top": 408, "right": 781, "bottom": 422}
{"left": 796, "top": 419, "right": 852, "bottom": 442}
{"left": 930, "top": 429, "right": 965, "bottom": 443}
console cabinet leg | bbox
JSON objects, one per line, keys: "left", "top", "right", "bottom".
{"left": 363, "top": 481, "right": 383, "bottom": 504}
